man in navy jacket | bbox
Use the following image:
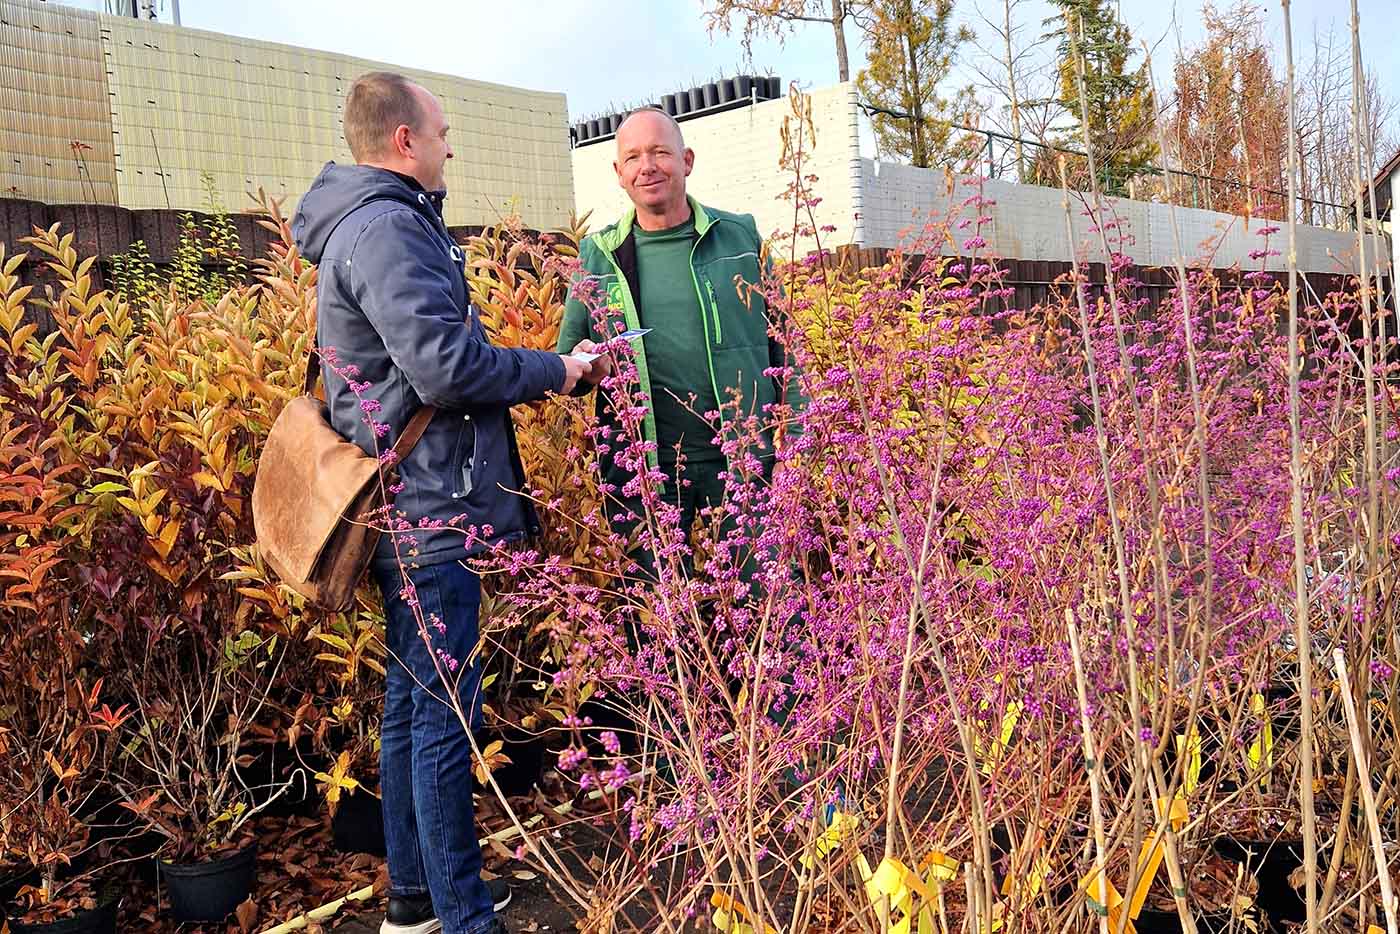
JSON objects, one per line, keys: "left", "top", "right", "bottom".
{"left": 294, "top": 72, "right": 597, "bottom": 934}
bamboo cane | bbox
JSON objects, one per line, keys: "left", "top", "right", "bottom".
{"left": 1281, "top": 4, "right": 1322, "bottom": 932}
{"left": 1333, "top": 648, "right": 1398, "bottom": 934}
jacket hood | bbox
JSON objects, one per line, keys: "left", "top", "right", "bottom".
{"left": 293, "top": 162, "right": 440, "bottom": 263}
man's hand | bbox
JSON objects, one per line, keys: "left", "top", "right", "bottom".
{"left": 559, "top": 354, "right": 590, "bottom": 394}
{"left": 571, "top": 340, "right": 614, "bottom": 384}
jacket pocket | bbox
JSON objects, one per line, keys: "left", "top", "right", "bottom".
{"left": 702, "top": 275, "right": 724, "bottom": 346}
{"left": 449, "top": 415, "right": 478, "bottom": 501}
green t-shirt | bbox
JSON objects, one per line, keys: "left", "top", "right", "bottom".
{"left": 633, "top": 215, "right": 723, "bottom": 465}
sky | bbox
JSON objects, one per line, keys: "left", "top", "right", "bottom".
{"left": 63, "top": 0, "right": 1400, "bottom": 146}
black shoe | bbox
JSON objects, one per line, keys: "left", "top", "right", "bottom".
{"left": 381, "top": 893, "right": 441, "bottom": 934}
{"left": 487, "top": 876, "right": 512, "bottom": 912}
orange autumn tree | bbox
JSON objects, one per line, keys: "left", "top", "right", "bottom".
{"left": 1168, "top": 1, "right": 1287, "bottom": 219}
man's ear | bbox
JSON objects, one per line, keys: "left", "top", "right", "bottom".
{"left": 683, "top": 148, "right": 695, "bottom": 177}
{"left": 613, "top": 159, "right": 625, "bottom": 187}
{"left": 393, "top": 124, "right": 414, "bottom": 159}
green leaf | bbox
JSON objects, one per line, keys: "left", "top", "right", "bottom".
{"left": 88, "top": 481, "right": 127, "bottom": 494}
{"left": 314, "top": 632, "right": 353, "bottom": 652}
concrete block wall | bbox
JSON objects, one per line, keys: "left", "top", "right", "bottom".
{"left": 569, "top": 78, "right": 1385, "bottom": 277}
{"left": 2, "top": 0, "right": 575, "bottom": 230}
{"left": 859, "top": 161, "right": 1390, "bottom": 276}
{"left": 1, "top": 0, "right": 119, "bottom": 205}
{"left": 571, "top": 83, "right": 862, "bottom": 248}
{"left": 1389, "top": 162, "right": 1400, "bottom": 283}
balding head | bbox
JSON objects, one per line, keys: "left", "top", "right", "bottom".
{"left": 616, "top": 107, "right": 685, "bottom": 153}
{"left": 613, "top": 107, "right": 694, "bottom": 230}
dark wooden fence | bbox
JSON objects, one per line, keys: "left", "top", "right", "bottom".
{"left": 829, "top": 245, "right": 1389, "bottom": 318}
{"left": 2, "top": 198, "right": 1388, "bottom": 322}
{"left": 0, "top": 198, "right": 503, "bottom": 291}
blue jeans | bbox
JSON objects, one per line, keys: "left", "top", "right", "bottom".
{"left": 373, "top": 559, "right": 495, "bottom": 934}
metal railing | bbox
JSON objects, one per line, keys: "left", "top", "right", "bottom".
{"left": 856, "top": 102, "right": 1358, "bottom": 224}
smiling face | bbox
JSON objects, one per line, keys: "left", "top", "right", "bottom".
{"left": 614, "top": 109, "right": 693, "bottom": 228}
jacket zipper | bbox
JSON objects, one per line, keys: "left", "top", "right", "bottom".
{"left": 600, "top": 249, "right": 662, "bottom": 470}
{"left": 704, "top": 278, "right": 723, "bottom": 344}
{"left": 687, "top": 233, "right": 726, "bottom": 431}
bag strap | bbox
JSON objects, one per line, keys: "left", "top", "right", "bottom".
{"left": 391, "top": 405, "right": 436, "bottom": 462}
{"left": 304, "top": 345, "right": 322, "bottom": 395}
{"left": 304, "top": 343, "right": 436, "bottom": 463}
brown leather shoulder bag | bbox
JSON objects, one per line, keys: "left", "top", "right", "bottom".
{"left": 253, "top": 348, "right": 434, "bottom": 611}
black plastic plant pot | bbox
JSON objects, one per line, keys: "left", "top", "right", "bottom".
{"left": 1262, "top": 684, "right": 1300, "bottom": 741}
{"left": 689, "top": 87, "right": 706, "bottom": 111}
{"left": 718, "top": 78, "right": 736, "bottom": 103}
{"left": 768, "top": 76, "right": 783, "bottom": 98}
{"left": 1136, "top": 906, "right": 1249, "bottom": 934}
{"left": 158, "top": 841, "right": 257, "bottom": 923}
{"left": 661, "top": 93, "right": 678, "bottom": 115}
{"left": 674, "top": 90, "right": 691, "bottom": 114}
{"left": 8, "top": 898, "right": 119, "bottom": 934}
{"left": 735, "top": 75, "right": 753, "bottom": 98}
{"left": 587, "top": 119, "right": 601, "bottom": 138}
{"left": 332, "top": 789, "right": 387, "bottom": 857}
{"left": 474, "top": 725, "right": 548, "bottom": 798}
{"left": 1213, "top": 837, "right": 1308, "bottom": 928}
{"left": 703, "top": 82, "right": 720, "bottom": 108}
{"left": 0, "top": 869, "right": 39, "bottom": 908}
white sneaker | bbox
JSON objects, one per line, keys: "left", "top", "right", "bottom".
{"left": 381, "top": 894, "right": 442, "bottom": 934}
{"left": 380, "top": 920, "right": 442, "bottom": 934}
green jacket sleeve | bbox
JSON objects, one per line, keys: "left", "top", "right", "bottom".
{"left": 557, "top": 237, "right": 599, "bottom": 355}
{"left": 558, "top": 238, "right": 600, "bottom": 396}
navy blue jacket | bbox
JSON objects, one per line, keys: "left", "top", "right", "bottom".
{"left": 293, "top": 163, "right": 566, "bottom": 566}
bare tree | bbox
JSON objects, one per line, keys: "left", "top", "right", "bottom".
{"left": 701, "top": 0, "right": 866, "bottom": 83}
{"left": 1292, "top": 23, "right": 1399, "bottom": 227}
{"left": 968, "top": 0, "right": 1062, "bottom": 180}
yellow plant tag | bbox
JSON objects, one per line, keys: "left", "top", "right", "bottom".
{"left": 710, "top": 893, "right": 776, "bottom": 934}
{"left": 712, "top": 905, "right": 753, "bottom": 934}
{"left": 799, "top": 810, "right": 858, "bottom": 868}
{"left": 869, "top": 857, "right": 936, "bottom": 934}
{"left": 1176, "top": 729, "right": 1201, "bottom": 796}
{"left": 920, "top": 850, "right": 959, "bottom": 883}
{"left": 1246, "top": 693, "right": 1274, "bottom": 788}
{"left": 998, "top": 825, "right": 1053, "bottom": 901}
{"left": 1126, "top": 799, "right": 1189, "bottom": 919}
{"left": 1080, "top": 869, "right": 1133, "bottom": 933}
{"left": 977, "top": 700, "right": 1023, "bottom": 775}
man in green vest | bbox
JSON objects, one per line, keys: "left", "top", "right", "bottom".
{"left": 558, "top": 107, "right": 805, "bottom": 577}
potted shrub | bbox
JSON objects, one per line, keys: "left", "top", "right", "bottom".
{"left": 1135, "top": 845, "right": 1259, "bottom": 933}
{"left": 107, "top": 615, "right": 293, "bottom": 923}
{"left": 292, "top": 597, "right": 390, "bottom": 854}
{"left": 323, "top": 735, "right": 386, "bottom": 857}
{"left": 465, "top": 216, "right": 623, "bottom": 799}
{"left": 0, "top": 675, "right": 125, "bottom": 934}
{"left": 0, "top": 299, "right": 128, "bottom": 934}
{"left": 1, "top": 212, "right": 310, "bottom": 924}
